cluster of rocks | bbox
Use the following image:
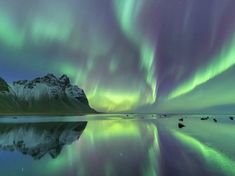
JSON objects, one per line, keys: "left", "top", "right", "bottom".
{"left": 177, "top": 116, "right": 235, "bottom": 129}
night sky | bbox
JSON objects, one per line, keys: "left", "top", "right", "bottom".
{"left": 1, "top": 0, "right": 235, "bottom": 112}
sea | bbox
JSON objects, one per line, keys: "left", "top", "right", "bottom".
{"left": 0, "top": 114, "right": 234, "bottom": 176}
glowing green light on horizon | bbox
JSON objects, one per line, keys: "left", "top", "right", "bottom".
{"left": 169, "top": 34, "right": 235, "bottom": 99}
{"left": 87, "top": 90, "right": 141, "bottom": 112}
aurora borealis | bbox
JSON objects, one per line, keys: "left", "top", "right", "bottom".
{"left": 1, "top": 0, "right": 235, "bottom": 112}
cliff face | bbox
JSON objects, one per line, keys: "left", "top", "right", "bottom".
{"left": 0, "top": 122, "right": 87, "bottom": 159}
{"left": 0, "top": 77, "right": 9, "bottom": 92}
{"left": 0, "top": 74, "right": 96, "bottom": 114}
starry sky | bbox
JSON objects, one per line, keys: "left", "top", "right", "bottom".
{"left": 1, "top": 0, "right": 235, "bottom": 112}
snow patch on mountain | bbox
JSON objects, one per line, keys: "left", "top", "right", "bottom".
{"left": 0, "top": 74, "right": 95, "bottom": 114}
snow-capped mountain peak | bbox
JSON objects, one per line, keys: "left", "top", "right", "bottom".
{"left": 0, "top": 74, "right": 95, "bottom": 114}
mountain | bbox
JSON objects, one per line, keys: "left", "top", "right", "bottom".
{"left": 0, "top": 122, "right": 87, "bottom": 159}
{"left": 0, "top": 74, "right": 96, "bottom": 114}
{"left": 0, "top": 77, "right": 9, "bottom": 92}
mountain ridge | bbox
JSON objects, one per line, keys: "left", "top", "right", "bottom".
{"left": 0, "top": 74, "right": 96, "bottom": 115}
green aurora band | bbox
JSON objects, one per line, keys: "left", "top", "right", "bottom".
{"left": 1, "top": 0, "right": 235, "bottom": 112}
{"left": 0, "top": 9, "right": 25, "bottom": 49}
{"left": 168, "top": 33, "right": 235, "bottom": 100}
{"left": 113, "top": 0, "right": 157, "bottom": 104}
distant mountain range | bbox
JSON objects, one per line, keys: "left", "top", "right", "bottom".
{"left": 0, "top": 74, "right": 96, "bottom": 115}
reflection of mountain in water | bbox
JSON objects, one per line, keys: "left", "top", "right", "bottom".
{"left": 0, "top": 122, "right": 87, "bottom": 159}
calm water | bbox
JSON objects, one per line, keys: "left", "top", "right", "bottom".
{"left": 0, "top": 114, "right": 234, "bottom": 176}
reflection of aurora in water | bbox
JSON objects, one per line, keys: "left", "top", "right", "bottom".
{"left": 173, "top": 130, "right": 235, "bottom": 176}
{"left": 0, "top": 116, "right": 235, "bottom": 176}
{"left": 45, "top": 120, "right": 160, "bottom": 176}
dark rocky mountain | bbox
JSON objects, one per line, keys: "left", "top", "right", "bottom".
{"left": 0, "top": 122, "right": 87, "bottom": 159}
{"left": 0, "top": 74, "right": 96, "bottom": 114}
{"left": 0, "top": 77, "right": 9, "bottom": 92}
